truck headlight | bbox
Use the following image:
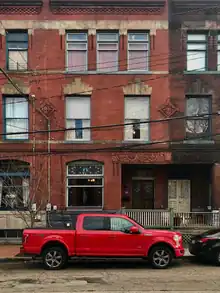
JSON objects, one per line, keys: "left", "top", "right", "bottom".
{"left": 173, "top": 234, "right": 181, "bottom": 247}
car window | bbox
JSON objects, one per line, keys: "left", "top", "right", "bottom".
{"left": 83, "top": 216, "right": 108, "bottom": 231}
{"left": 110, "top": 217, "right": 134, "bottom": 232}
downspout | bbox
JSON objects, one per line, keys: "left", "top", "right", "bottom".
{"left": 47, "top": 119, "right": 51, "bottom": 202}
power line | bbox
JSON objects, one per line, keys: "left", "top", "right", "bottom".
{"left": 1, "top": 111, "right": 219, "bottom": 137}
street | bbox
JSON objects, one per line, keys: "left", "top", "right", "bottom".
{"left": 0, "top": 259, "right": 219, "bottom": 292}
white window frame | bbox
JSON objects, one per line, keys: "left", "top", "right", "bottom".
{"left": 66, "top": 161, "right": 104, "bottom": 208}
{"left": 127, "top": 32, "right": 149, "bottom": 71}
{"left": 96, "top": 32, "right": 119, "bottom": 72}
{"left": 124, "top": 96, "right": 150, "bottom": 142}
{"left": 66, "top": 32, "right": 88, "bottom": 72}
{"left": 186, "top": 33, "right": 207, "bottom": 72}
{"left": 7, "top": 31, "right": 28, "bottom": 71}
{"left": 4, "top": 96, "right": 29, "bottom": 140}
{"left": 65, "top": 96, "right": 91, "bottom": 141}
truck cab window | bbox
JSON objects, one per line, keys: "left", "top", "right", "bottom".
{"left": 83, "top": 216, "right": 109, "bottom": 230}
{"left": 110, "top": 217, "right": 134, "bottom": 232}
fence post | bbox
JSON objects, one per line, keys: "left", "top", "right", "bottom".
{"left": 169, "top": 208, "right": 174, "bottom": 230}
{"left": 121, "top": 207, "right": 126, "bottom": 215}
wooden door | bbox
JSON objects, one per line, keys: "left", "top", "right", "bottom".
{"left": 132, "top": 180, "right": 154, "bottom": 209}
{"left": 168, "top": 180, "right": 190, "bottom": 213}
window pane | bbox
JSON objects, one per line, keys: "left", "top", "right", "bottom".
{"left": 97, "top": 51, "right": 118, "bottom": 71}
{"left": 83, "top": 216, "right": 106, "bottom": 230}
{"left": 5, "top": 119, "right": 28, "bottom": 140}
{"left": 186, "top": 119, "right": 209, "bottom": 135}
{"left": 5, "top": 98, "right": 28, "bottom": 118}
{"left": 186, "top": 98, "right": 210, "bottom": 116}
{"left": 67, "top": 33, "right": 87, "bottom": 41}
{"left": 67, "top": 187, "right": 102, "bottom": 207}
{"left": 128, "top": 33, "right": 148, "bottom": 41}
{"left": 128, "top": 50, "right": 148, "bottom": 70}
{"left": 128, "top": 43, "right": 148, "bottom": 50}
{"left": 67, "top": 51, "right": 87, "bottom": 71}
{"left": 68, "top": 178, "right": 103, "bottom": 186}
{"left": 110, "top": 217, "right": 133, "bottom": 231}
{"left": 98, "top": 43, "right": 118, "bottom": 50}
{"left": 8, "top": 50, "right": 27, "bottom": 70}
{"left": 66, "top": 119, "right": 90, "bottom": 141}
{"left": 97, "top": 33, "right": 118, "bottom": 41}
{"left": 66, "top": 97, "right": 90, "bottom": 119}
{"left": 187, "top": 51, "right": 205, "bottom": 71}
{"left": 187, "top": 34, "right": 206, "bottom": 41}
{"left": 68, "top": 163, "right": 103, "bottom": 175}
{"left": 8, "top": 42, "right": 28, "bottom": 49}
{"left": 218, "top": 52, "right": 220, "bottom": 71}
{"left": 187, "top": 44, "right": 206, "bottom": 50}
{"left": 67, "top": 43, "right": 87, "bottom": 50}
{"left": 125, "top": 97, "right": 149, "bottom": 119}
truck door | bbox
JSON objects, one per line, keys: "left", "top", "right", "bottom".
{"left": 108, "top": 216, "right": 145, "bottom": 256}
{"left": 76, "top": 215, "right": 113, "bottom": 256}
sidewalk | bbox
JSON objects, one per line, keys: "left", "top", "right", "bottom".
{"left": 0, "top": 245, "right": 192, "bottom": 261}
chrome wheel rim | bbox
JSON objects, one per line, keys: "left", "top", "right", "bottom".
{"left": 152, "top": 250, "right": 170, "bottom": 267}
{"left": 45, "top": 250, "right": 62, "bottom": 268}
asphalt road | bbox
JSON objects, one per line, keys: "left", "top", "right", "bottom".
{"left": 0, "top": 259, "right": 219, "bottom": 292}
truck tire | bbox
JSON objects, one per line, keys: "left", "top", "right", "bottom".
{"left": 148, "top": 245, "right": 173, "bottom": 269}
{"left": 42, "top": 246, "right": 67, "bottom": 270}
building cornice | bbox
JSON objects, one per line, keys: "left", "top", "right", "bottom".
{"left": 49, "top": 0, "right": 166, "bottom": 14}
{"left": 0, "top": 0, "right": 43, "bottom": 14}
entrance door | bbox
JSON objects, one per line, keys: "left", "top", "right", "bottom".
{"left": 168, "top": 180, "right": 191, "bottom": 213}
{"left": 132, "top": 179, "right": 154, "bottom": 209}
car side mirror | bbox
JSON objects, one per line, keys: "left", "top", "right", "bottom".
{"left": 129, "top": 226, "right": 139, "bottom": 234}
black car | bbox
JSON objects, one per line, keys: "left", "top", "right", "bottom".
{"left": 189, "top": 228, "right": 220, "bottom": 264}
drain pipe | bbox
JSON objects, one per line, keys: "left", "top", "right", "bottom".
{"left": 47, "top": 119, "right": 51, "bottom": 202}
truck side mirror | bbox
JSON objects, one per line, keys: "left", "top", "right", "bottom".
{"left": 129, "top": 226, "right": 139, "bottom": 234}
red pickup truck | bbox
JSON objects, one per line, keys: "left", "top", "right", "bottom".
{"left": 20, "top": 213, "right": 184, "bottom": 270}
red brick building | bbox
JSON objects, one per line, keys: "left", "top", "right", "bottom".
{"left": 0, "top": 0, "right": 195, "bottom": 219}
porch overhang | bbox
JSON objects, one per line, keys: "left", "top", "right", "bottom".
{"left": 172, "top": 150, "right": 220, "bottom": 164}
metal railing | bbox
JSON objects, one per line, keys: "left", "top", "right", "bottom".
{"left": 123, "top": 209, "right": 220, "bottom": 229}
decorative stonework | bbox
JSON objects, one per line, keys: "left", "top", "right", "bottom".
{"left": 123, "top": 79, "right": 152, "bottom": 95}
{"left": 39, "top": 100, "right": 56, "bottom": 118}
{"left": 112, "top": 152, "right": 172, "bottom": 164}
{"left": 0, "top": 20, "right": 168, "bottom": 37}
{"left": 63, "top": 78, "right": 93, "bottom": 95}
{"left": 158, "top": 99, "right": 179, "bottom": 118}
{"left": 1, "top": 79, "right": 30, "bottom": 95}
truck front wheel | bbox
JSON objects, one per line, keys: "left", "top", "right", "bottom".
{"left": 42, "top": 246, "right": 68, "bottom": 270}
{"left": 148, "top": 245, "right": 173, "bottom": 269}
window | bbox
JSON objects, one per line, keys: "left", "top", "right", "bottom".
{"left": 83, "top": 216, "right": 107, "bottom": 230}
{"left": 128, "top": 32, "right": 149, "bottom": 71}
{"left": 67, "top": 161, "right": 104, "bottom": 207}
{"left": 185, "top": 96, "right": 211, "bottom": 139}
{"left": 66, "top": 32, "right": 87, "bottom": 72}
{"left": 97, "top": 32, "right": 118, "bottom": 72}
{"left": 4, "top": 96, "right": 29, "bottom": 140}
{"left": 217, "top": 34, "right": 220, "bottom": 71}
{"left": 124, "top": 97, "right": 149, "bottom": 141}
{"left": 66, "top": 96, "right": 90, "bottom": 141}
{"left": 110, "top": 217, "right": 134, "bottom": 232}
{"left": 6, "top": 31, "right": 28, "bottom": 71}
{"left": 0, "top": 160, "right": 29, "bottom": 210}
{"left": 187, "top": 33, "right": 207, "bottom": 71}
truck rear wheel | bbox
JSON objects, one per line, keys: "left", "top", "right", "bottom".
{"left": 148, "top": 245, "right": 173, "bottom": 269}
{"left": 42, "top": 246, "right": 67, "bottom": 270}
